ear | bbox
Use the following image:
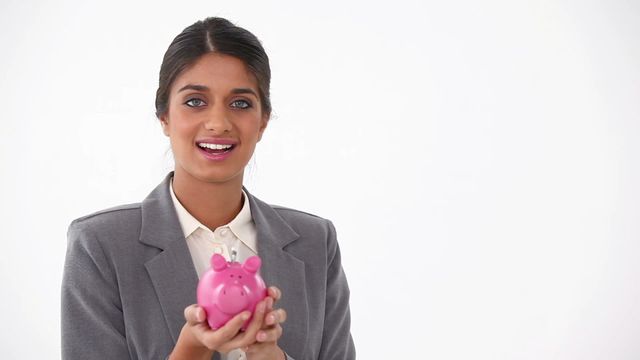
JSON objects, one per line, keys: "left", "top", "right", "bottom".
{"left": 159, "top": 114, "right": 170, "bottom": 137}
{"left": 256, "top": 114, "right": 269, "bottom": 142}
{"left": 211, "top": 254, "right": 228, "bottom": 271}
{"left": 242, "top": 256, "right": 262, "bottom": 274}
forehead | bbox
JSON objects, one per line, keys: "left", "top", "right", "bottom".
{"left": 172, "top": 52, "right": 258, "bottom": 93}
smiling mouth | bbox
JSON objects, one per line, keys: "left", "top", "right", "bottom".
{"left": 197, "top": 142, "right": 236, "bottom": 154}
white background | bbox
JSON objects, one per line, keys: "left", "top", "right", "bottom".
{"left": 1, "top": 0, "right": 639, "bottom": 359}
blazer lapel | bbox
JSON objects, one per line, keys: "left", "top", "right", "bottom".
{"left": 246, "top": 189, "right": 309, "bottom": 356}
{"left": 139, "top": 172, "right": 199, "bottom": 344}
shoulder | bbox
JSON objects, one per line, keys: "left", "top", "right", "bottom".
{"left": 247, "top": 191, "right": 337, "bottom": 238}
{"left": 271, "top": 204, "right": 332, "bottom": 226}
{"left": 269, "top": 201, "right": 336, "bottom": 231}
{"left": 66, "top": 202, "right": 143, "bottom": 253}
{"left": 69, "top": 202, "right": 141, "bottom": 233}
{"left": 265, "top": 202, "right": 339, "bottom": 250}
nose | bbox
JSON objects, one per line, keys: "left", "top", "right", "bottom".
{"left": 203, "top": 106, "right": 232, "bottom": 134}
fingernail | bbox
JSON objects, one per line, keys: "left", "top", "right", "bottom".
{"left": 258, "top": 331, "right": 266, "bottom": 341}
{"left": 242, "top": 312, "right": 251, "bottom": 320}
{"left": 257, "top": 302, "right": 266, "bottom": 312}
{"left": 268, "top": 314, "right": 275, "bottom": 324}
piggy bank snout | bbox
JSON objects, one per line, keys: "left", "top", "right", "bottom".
{"left": 218, "top": 284, "right": 250, "bottom": 313}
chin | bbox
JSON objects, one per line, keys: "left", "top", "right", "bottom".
{"left": 195, "top": 168, "right": 244, "bottom": 185}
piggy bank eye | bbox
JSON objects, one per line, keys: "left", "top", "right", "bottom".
{"left": 238, "top": 275, "right": 243, "bottom": 279}
{"left": 230, "top": 274, "right": 234, "bottom": 278}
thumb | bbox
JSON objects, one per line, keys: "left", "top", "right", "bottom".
{"left": 184, "top": 304, "right": 206, "bottom": 325}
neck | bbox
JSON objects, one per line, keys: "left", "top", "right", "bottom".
{"left": 171, "top": 167, "right": 244, "bottom": 231}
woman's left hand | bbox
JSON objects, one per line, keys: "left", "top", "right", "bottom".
{"left": 245, "top": 286, "right": 288, "bottom": 360}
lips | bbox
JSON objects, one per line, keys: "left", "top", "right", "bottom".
{"left": 198, "top": 142, "right": 234, "bottom": 153}
{"left": 196, "top": 138, "right": 237, "bottom": 161}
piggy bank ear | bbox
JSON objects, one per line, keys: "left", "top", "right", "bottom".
{"left": 242, "top": 256, "right": 262, "bottom": 274}
{"left": 211, "top": 254, "right": 228, "bottom": 271}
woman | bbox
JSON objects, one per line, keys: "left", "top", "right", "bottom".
{"left": 61, "top": 17, "right": 355, "bottom": 360}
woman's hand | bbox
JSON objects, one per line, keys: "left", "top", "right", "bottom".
{"left": 169, "top": 297, "right": 269, "bottom": 360}
{"left": 245, "top": 286, "right": 288, "bottom": 360}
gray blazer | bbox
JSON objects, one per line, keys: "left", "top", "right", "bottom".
{"left": 61, "top": 172, "right": 355, "bottom": 360}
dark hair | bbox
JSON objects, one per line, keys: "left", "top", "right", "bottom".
{"left": 155, "top": 17, "right": 271, "bottom": 119}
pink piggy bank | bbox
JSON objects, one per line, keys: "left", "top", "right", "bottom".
{"left": 197, "top": 254, "right": 267, "bottom": 330}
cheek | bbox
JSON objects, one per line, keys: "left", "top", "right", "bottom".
{"left": 170, "top": 115, "right": 198, "bottom": 137}
{"left": 173, "top": 121, "right": 193, "bottom": 134}
{"left": 238, "top": 116, "right": 266, "bottom": 138}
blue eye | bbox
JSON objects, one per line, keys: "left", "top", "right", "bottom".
{"left": 231, "top": 99, "right": 251, "bottom": 109}
{"left": 185, "top": 98, "right": 206, "bottom": 107}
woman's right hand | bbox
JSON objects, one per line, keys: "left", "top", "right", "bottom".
{"left": 169, "top": 299, "right": 269, "bottom": 360}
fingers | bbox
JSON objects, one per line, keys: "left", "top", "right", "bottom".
{"left": 214, "top": 311, "right": 252, "bottom": 338}
{"left": 200, "top": 310, "right": 251, "bottom": 350}
{"left": 218, "top": 297, "right": 269, "bottom": 351}
{"left": 264, "top": 308, "right": 287, "bottom": 327}
{"left": 184, "top": 304, "right": 206, "bottom": 325}
{"left": 181, "top": 304, "right": 249, "bottom": 352}
{"left": 256, "top": 324, "right": 283, "bottom": 343}
{"left": 265, "top": 296, "right": 274, "bottom": 312}
{"left": 256, "top": 307, "right": 287, "bottom": 344}
{"left": 268, "top": 286, "right": 282, "bottom": 302}
{"left": 181, "top": 292, "right": 284, "bottom": 353}
{"left": 241, "top": 299, "right": 267, "bottom": 336}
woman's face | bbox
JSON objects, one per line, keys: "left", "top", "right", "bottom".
{"left": 160, "top": 52, "right": 268, "bottom": 185}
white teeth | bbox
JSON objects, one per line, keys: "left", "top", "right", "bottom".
{"left": 198, "top": 143, "right": 233, "bottom": 150}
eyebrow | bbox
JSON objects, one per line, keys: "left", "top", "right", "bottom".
{"left": 178, "top": 84, "right": 209, "bottom": 93}
{"left": 177, "top": 84, "right": 259, "bottom": 98}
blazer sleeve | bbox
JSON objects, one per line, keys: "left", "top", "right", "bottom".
{"left": 318, "top": 220, "right": 356, "bottom": 359}
{"left": 61, "top": 220, "right": 131, "bottom": 359}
